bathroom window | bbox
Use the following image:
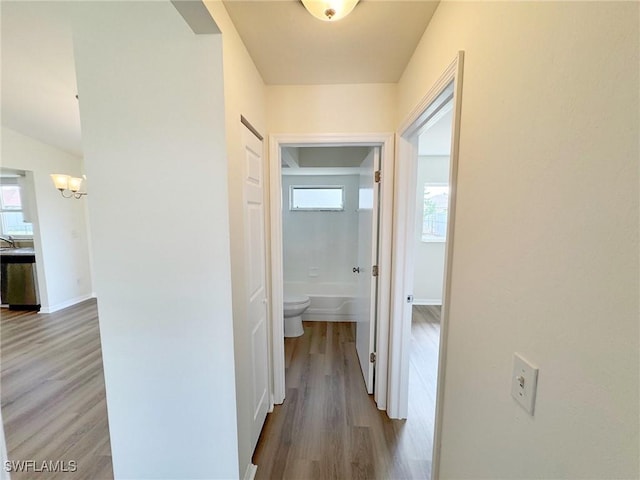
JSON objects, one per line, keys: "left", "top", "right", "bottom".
{"left": 289, "top": 186, "right": 344, "bottom": 211}
{"left": 0, "top": 183, "right": 33, "bottom": 237}
{"left": 422, "top": 184, "right": 449, "bottom": 242}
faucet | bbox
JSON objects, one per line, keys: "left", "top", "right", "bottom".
{"left": 0, "top": 235, "right": 16, "bottom": 248}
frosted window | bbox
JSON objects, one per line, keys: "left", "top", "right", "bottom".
{"left": 290, "top": 186, "right": 344, "bottom": 211}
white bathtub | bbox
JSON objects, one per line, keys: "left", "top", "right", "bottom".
{"left": 284, "top": 281, "right": 358, "bottom": 322}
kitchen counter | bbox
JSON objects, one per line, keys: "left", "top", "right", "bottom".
{"left": 0, "top": 247, "right": 36, "bottom": 263}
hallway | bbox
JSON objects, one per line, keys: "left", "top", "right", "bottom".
{"left": 253, "top": 319, "right": 439, "bottom": 479}
{"left": 0, "top": 301, "right": 440, "bottom": 480}
{"left": 1, "top": 301, "right": 113, "bottom": 479}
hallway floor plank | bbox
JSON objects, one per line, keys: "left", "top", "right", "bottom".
{"left": 254, "top": 318, "right": 440, "bottom": 480}
{"left": 1, "top": 300, "right": 113, "bottom": 480}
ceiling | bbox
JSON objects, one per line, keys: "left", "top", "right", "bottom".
{"left": 222, "top": 0, "right": 440, "bottom": 84}
{"left": 1, "top": 2, "right": 82, "bottom": 156}
{"left": 283, "top": 146, "right": 370, "bottom": 168}
{"left": 0, "top": 1, "right": 440, "bottom": 157}
{"left": 418, "top": 105, "right": 452, "bottom": 156}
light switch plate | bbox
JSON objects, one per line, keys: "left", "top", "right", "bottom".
{"left": 511, "top": 353, "right": 539, "bottom": 415}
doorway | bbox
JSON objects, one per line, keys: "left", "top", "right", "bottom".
{"left": 269, "top": 134, "right": 394, "bottom": 409}
{"left": 0, "top": 168, "right": 41, "bottom": 310}
{"left": 389, "top": 52, "right": 464, "bottom": 479}
{"left": 408, "top": 101, "right": 454, "bottom": 469}
{"left": 279, "top": 146, "right": 379, "bottom": 392}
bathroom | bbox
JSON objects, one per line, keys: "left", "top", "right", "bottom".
{"left": 280, "top": 145, "right": 374, "bottom": 337}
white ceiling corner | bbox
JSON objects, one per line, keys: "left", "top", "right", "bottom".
{"left": 0, "top": 1, "right": 440, "bottom": 157}
{"left": 1, "top": 1, "right": 82, "bottom": 157}
{"left": 418, "top": 106, "right": 452, "bottom": 156}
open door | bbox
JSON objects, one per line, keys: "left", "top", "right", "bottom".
{"left": 355, "top": 147, "right": 381, "bottom": 394}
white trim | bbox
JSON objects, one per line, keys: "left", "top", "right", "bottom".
{"left": 412, "top": 299, "right": 442, "bottom": 306}
{"left": 389, "top": 52, "right": 465, "bottom": 480}
{"left": 269, "top": 133, "right": 394, "bottom": 410}
{"left": 397, "top": 58, "right": 459, "bottom": 135}
{"left": 39, "top": 292, "right": 96, "bottom": 314}
{"left": 242, "top": 463, "right": 257, "bottom": 480}
{"left": 375, "top": 136, "right": 394, "bottom": 411}
{"left": 268, "top": 136, "right": 286, "bottom": 405}
{"left": 0, "top": 406, "right": 10, "bottom": 480}
{"left": 421, "top": 100, "right": 454, "bottom": 136}
{"left": 431, "top": 52, "right": 464, "bottom": 480}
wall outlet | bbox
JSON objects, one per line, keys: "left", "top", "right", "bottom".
{"left": 511, "top": 353, "right": 539, "bottom": 415}
{"left": 308, "top": 267, "right": 319, "bottom": 278}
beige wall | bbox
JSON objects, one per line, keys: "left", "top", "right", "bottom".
{"left": 203, "top": 2, "right": 267, "bottom": 477}
{"left": 398, "top": 2, "right": 639, "bottom": 478}
{"left": 267, "top": 83, "right": 396, "bottom": 133}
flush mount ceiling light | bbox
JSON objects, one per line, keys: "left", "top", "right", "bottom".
{"left": 301, "top": 0, "right": 359, "bottom": 21}
{"left": 50, "top": 174, "right": 87, "bottom": 199}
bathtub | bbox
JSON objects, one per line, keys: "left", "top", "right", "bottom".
{"left": 284, "top": 281, "right": 358, "bottom": 322}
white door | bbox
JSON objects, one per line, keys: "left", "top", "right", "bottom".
{"left": 242, "top": 125, "right": 270, "bottom": 452}
{"left": 355, "top": 147, "right": 381, "bottom": 394}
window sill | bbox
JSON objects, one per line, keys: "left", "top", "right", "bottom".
{"left": 420, "top": 238, "right": 446, "bottom": 243}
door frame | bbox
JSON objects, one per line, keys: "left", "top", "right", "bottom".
{"left": 268, "top": 133, "right": 394, "bottom": 410}
{"left": 388, "top": 52, "right": 464, "bottom": 479}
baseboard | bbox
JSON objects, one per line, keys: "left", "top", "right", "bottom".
{"left": 413, "top": 299, "right": 442, "bottom": 306}
{"left": 40, "top": 293, "right": 95, "bottom": 314}
{"left": 242, "top": 463, "right": 257, "bottom": 480}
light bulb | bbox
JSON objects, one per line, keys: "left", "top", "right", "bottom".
{"left": 50, "top": 174, "right": 70, "bottom": 191}
{"left": 301, "top": 0, "right": 359, "bottom": 22}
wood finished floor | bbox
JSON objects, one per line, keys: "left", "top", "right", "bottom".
{"left": 1, "top": 300, "right": 113, "bottom": 480}
{"left": 0, "top": 301, "right": 439, "bottom": 480}
{"left": 253, "top": 310, "right": 441, "bottom": 480}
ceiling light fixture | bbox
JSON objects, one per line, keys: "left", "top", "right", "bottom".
{"left": 50, "top": 174, "right": 87, "bottom": 199}
{"left": 301, "top": 0, "right": 359, "bottom": 21}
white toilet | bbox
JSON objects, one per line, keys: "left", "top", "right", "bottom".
{"left": 283, "top": 294, "right": 310, "bottom": 338}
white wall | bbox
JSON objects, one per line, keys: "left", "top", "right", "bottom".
{"left": 0, "top": 406, "right": 8, "bottom": 480}
{"left": 413, "top": 155, "right": 449, "bottom": 304}
{"left": 398, "top": 2, "right": 639, "bottom": 478}
{"left": 202, "top": 2, "right": 268, "bottom": 477}
{"left": 71, "top": 3, "right": 239, "bottom": 478}
{"left": 282, "top": 174, "right": 359, "bottom": 288}
{"left": 267, "top": 83, "right": 397, "bottom": 133}
{"left": 0, "top": 127, "right": 93, "bottom": 312}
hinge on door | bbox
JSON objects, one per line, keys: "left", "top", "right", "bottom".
{"left": 372, "top": 265, "right": 379, "bottom": 277}
{"left": 374, "top": 170, "right": 381, "bottom": 183}
{"left": 370, "top": 352, "right": 376, "bottom": 363}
